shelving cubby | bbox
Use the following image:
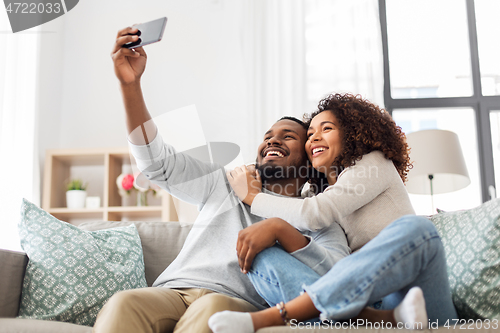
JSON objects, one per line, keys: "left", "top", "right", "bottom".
{"left": 42, "top": 147, "right": 178, "bottom": 224}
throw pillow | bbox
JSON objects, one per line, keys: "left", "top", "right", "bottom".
{"left": 17, "top": 199, "right": 147, "bottom": 326}
{"left": 431, "top": 198, "right": 500, "bottom": 320}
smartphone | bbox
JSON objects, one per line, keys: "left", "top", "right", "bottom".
{"left": 123, "top": 17, "right": 167, "bottom": 49}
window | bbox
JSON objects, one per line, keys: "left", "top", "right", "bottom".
{"left": 490, "top": 111, "right": 500, "bottom": 198}
{"left": 475, "top": 0, "right": 500, "bottom": 96}
{"left": 386, "top": 0, "right": 473, "bottom": 99}
{"left": 304, "top": 0, "right": 383, "bottom": 110}
{"left": 379, "top": 0, "right": 499, "bottom": 213}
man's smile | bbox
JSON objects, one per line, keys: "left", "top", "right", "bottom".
{"left": 262, "top": 147, "right": 288, "bottom": 160}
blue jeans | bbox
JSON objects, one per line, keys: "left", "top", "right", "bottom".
{"left": 248, "top": 215, "right": 458, "bottom": 323}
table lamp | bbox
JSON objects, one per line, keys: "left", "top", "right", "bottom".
{"left": 405, "top": 129, "right": 470, "bottom": 213}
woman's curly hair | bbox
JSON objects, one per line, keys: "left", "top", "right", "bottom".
{"left": 304, "top": 93, "right": 412, "bottom": 193}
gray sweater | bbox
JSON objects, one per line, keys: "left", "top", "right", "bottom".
{"left": 129, "top": 133, "right": 350, "bottom": 310}
{"left": 251, "top": 151, "right": 415, "bottom": 252}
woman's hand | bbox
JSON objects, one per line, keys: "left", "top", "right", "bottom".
{"left": 226, "top": 165, "right": 262, "bottom": 205}
{"left": 237, "top": 218, "right": 310, "bottom": 273}
{"left": 111, "top": 26, "right": 147, "bottom": 85}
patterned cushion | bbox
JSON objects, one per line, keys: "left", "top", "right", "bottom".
{"left": 431, "top": 198, "right": 500, "bottom": 320}
{"left": 17, "top": 199, "right": 147, "bottom": 326}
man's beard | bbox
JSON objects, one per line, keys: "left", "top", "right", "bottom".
{"left": 256, "top": 163, "right": 301, "bottom": 182}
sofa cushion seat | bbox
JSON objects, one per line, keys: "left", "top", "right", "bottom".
{"left": 0, "top": 318, "right": 92, "bottom": 333}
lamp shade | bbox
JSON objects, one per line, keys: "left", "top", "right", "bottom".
{"left": 406, "top": 129, "right": 470, "bottom": 195}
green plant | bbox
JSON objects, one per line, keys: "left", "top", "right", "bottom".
{"left": 66, "top": 179, "right": 88, "bottom": 191}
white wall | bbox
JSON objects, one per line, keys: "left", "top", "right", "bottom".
{"left": 37, "top": 0, "right": 254, "bottom": 205}
{"left": 36, "top": 0, "right": 256, "bottom": 208}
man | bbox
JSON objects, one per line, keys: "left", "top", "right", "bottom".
{"left": 93, "top": 26, "right": 349, "bottom": 333}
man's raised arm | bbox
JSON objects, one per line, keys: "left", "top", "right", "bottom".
{"left": 111, "top": 26, "right": 157, "bottom": 145}
{"left": 110, "top": 27, "right": 225, "bottom": 208}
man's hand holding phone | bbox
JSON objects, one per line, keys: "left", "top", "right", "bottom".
{"left": 111, "top": 26, "right": 147, "bottom": 86}
{"left": 111, "top": 18, "right": 166, "bottom": 143}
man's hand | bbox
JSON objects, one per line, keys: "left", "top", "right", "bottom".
{"left": 111, "top": 26, "right": 147, "bottom": 85}
{"left": 226, "top": 165, "right": 262, "bottom": 205}
{"left": 237, "top": 218, "right": 310, "bottom": 274}
{"left": 236, "top": 218, "right": 280, "bottom": 274}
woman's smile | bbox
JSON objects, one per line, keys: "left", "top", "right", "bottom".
{"left": 311, "top": 146, "right": 329, "bottom": 158}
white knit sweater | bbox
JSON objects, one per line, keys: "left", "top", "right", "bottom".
{"left": 251, "top": 151, "right": 415, "bottom": 252}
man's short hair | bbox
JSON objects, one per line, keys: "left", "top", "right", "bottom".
{"left": 278, "top": 116, "right": 307, "bottom": 130}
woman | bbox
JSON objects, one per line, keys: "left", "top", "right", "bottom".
{"left": 209, "top": 93, "right": 457, "bottom": 332}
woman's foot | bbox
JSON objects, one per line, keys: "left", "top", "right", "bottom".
{"left": 394, "top": 287, "right": 428, "bottom": 330}
{"left": 208, "top": 311, "right": 255, "bottom": 333}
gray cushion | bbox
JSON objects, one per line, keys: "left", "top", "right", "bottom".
{"left": 431, "top": 198, "right": 500, "bottom": 319}
{"left": 18, "top": 200, "right": 148, "bottom": 326}
{"left": 0, "top": 249, "right": 28, "bottom": 318}
{"left": 0, "top": 318, "right": 92, "bottom": 333}
{"left": 78, "top": 221, "right": 192, "bottom": 286}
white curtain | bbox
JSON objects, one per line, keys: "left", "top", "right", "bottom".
{"left": 303, "top": 0, "right": 384, "bottom": 108}
{"left": 241, "top": 0, "right": 383, "bottom": 157}
{"left": 0, "top": 14, "right": 40, "bottom": 251}
{"left": 242, "top": 0, "right": 307, "bottom": 161}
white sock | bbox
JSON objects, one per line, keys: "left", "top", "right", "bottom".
{"left": 394, "top": 287, "right": 428, "bottom": 330}
{"left": 208, "top": 311, "right": 254, "bottom": 333}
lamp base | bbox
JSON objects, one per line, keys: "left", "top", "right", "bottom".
{"left": 429, "top": 174, "right": 435, "bottom": 214}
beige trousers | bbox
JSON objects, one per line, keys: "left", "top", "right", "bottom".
{"left": 92, "top": 287, "right": 259, "bottom": 333}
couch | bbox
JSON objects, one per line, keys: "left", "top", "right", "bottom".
{"left": 0, "top": 220, "right": 498, "bottom": 333}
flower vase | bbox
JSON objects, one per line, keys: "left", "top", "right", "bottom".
{"left": 137, "top": 191, "right": 148, "bottom": 206}
{"left": 121, "top": 192, "right": 135, "bottom": 207}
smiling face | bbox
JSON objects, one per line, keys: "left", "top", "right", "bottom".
{"left": 306, "top": 110, "right": 343, "bottom": 183}
{"left": 256, "top": 119, "right": 308, "bottom": 181}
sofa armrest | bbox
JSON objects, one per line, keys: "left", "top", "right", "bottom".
{"left": 0, "top": 249, "right": 28, "bottom": 318}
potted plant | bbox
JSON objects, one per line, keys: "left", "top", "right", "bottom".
{"left": 66, "top": 179, "right": 88, "bottom": 209}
